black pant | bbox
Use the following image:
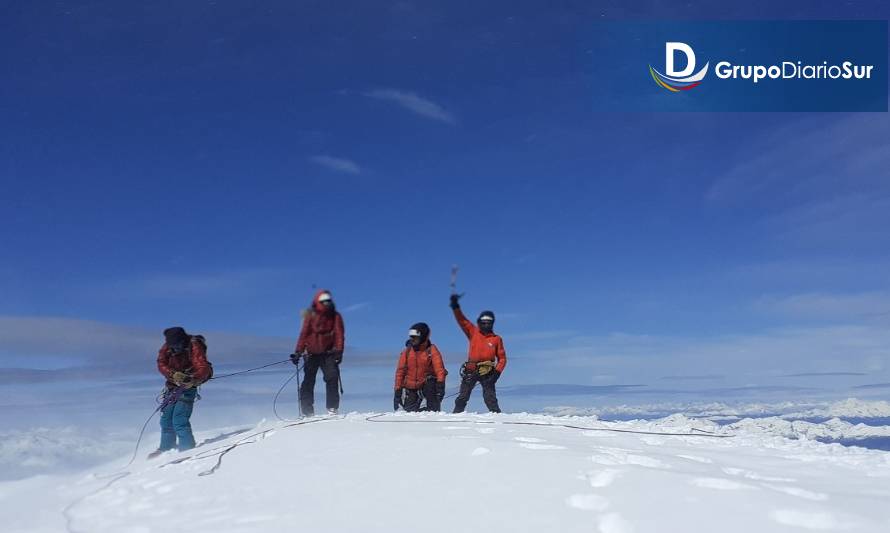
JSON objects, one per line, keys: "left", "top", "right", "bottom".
{"left": 403, "top": 379, "right": 441, "bottom": 412}
{"left": 453, "top": 372, "right": 500, "bottom": 413}
{"left": 300, "top": 353, "right": 340, "bottom": 415}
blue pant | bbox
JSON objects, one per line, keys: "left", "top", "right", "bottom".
{"left": 159, "top": 387, "right": 198, "bottom": 451}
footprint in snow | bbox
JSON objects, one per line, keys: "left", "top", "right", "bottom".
{"left": 590, "top": 448, "right": 668, "bottom": 469}
{"left": 677, "top": 454, "right": 712, "bottom": 464}
{"left": 598, "top": 513, "right": 634, "bottom": 533}
{"left": 566, "top": 493, "right": 610, "bottom": 511}
{"left": 236, "top": 515, "right": 277, "bottom": 524}
{"left": 582, "top": 431, "right": 618, "bottom": 438}
{"left": 690, "top": 477, "right": 757, "bottom": 491}
{"left": 127, "top": 501, "right": 154, "bottom": 512}
{"left": 769, "top": 509, "right": 855, "bottom": 530}
{"left": 584, "top": 468, "right": 621, "bottom": 488}
{"left": 514, "top": 436, "right": 546, "bottom": 443}
{"left": 763, "top": 484, "right": 828, "bottom": 501}
{"left": 520, "top": 443, "right": 567, "bottom": 450}
{"left": 722, "top": 466, "right": 796, "bottom": 483}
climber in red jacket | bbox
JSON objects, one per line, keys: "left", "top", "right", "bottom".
{"left": 292, "top": 289, "right": 345, "bottom": 416}
{"left": 449, "top": 294, "right": 506, "bottom": 413}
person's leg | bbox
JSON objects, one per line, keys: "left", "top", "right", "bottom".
{"left": 422, "top": 379, "right": 440, "bottom": 412}
{"left": 481, "top": 374, "right": 501, "bottom": 413}
{"left": 158, "top": 393, "right": 177, "bottom": 451}
{"left": 320, "top": 355, "right": 340, "bottom": 411}
{"left": 452, "top": 374, "right": 478, "bottom": 413}
{"left": 300, "top": 355, "right": 321, "bottom": 416}
{"left": 172, "top": 388, "right": 198, "bottom": 450}
{"left": 403, "top": 389, "right": 422, "bottom": 412}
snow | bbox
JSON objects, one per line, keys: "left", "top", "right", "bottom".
{"left": 544, "top": 398, "right": 890, "bottom": 428}
{"left": 728, "top": 416, "right": 890, "bottom": 441}
{"left": 0, "top": 427, "right": 131, "bottom": 481}
{"left": 3, "top": 411, "right": 890, "bottom": 533}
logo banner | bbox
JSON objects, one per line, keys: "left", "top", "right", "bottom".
{"left": 590, "top": 21, "right": 888, "bottom": 111}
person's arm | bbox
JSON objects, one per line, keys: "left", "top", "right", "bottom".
{"left": 157, "top": 345, "right": 172, "bottom": 378}
{"left": 295, "top": 314, "right": 311, "bottom": 353}
{"left": 394, "top": 350, "right": 407, "bottom": 389}
{"left": 333, "top": 313, "right": 345, "bottom": 353}
{"left": 495, "top": 337, "right": 507, "bottom": 374}
{"left": 452, "top": 307, "right": 476, "bottom": 339}
{"left": 431, "top": 345, "right": 447, "bottom": 383}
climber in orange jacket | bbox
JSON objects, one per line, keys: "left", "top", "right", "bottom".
{"left": 449, "top": 294, "right": 506, "bottom": 413}
{"left": 393, "top": 322, "right": 447, "bottom": 412}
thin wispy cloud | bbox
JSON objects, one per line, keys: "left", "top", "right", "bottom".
{"left": 89, "top": 268, "right": 296, "bottom": 300}
{"left": 706, "top": 114, "right": 890, "bottom": 208}
{"left": 704, "top": 114, "right": 890, "bottom": 254}
{"left": 342, "top": 302, "right": 370, "bottom": 313}
{"left": 309, "top": 155, "right": 362, "bottom": 175}
{"left": 0, "top": 316, "right": 394, "bottom": 383}
{"left": 363, "top": 89, "right": 456, "bottom": 124}
{"left": 535, "top": 325, "right": 890, "bottom": 385}
{"left": 755, "top": 291, "right": 890, "bottom": 320}
{"left": 506, "top": 329, "right": 578, "bottom": 342}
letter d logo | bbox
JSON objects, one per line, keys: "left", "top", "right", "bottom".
{"left": 649, "top": 42, "right": 709, "bottom": 92}
{"left": 666, "top": 42, "right": 696, "bottom": 77}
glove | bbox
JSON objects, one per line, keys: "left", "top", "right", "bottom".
{"left": 449, "top": 293, "right": 461, "bottom": 309}
{"left": 435, "top": 381, "right": 446, "bottom": 401}
{"left": 332, "top": 349, "right": 343, "bottom": 364}
{"left": 171, "top": 371, "right": 188, "bottom": 384}
{"left": 289, "top": 353, "right": 301, "bottom": 366}
{"left": 393, "top": 388, "right": 403, "bottom": 411}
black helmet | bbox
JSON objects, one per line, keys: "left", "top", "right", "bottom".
{"left": 408, "top": 322, "right": 431, "bottom": 345}
{"left": 163, "top": 326, "right": 189, "bottom": 353}
{"left": 477, "top": 311, "right": 495, "bottom": 333}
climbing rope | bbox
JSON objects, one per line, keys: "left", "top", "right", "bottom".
{"left": 363, "top": 413, "right": 733, "bottom": 438}
{"left": 209, "top": 359, "right": 291, "bottom": 380}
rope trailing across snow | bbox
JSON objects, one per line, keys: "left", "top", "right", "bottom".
{"left": 363, "top": 413, "right": 734, "bottom": 438}
{"left": 195, "top": 416, "right": 338, "bottom": 476}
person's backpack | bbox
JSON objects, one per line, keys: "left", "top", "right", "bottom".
{"left": 190, "top": 334, "right": 213, "bottom": 382}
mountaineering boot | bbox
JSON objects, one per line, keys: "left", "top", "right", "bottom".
{"left": 147, "top": 449, "right": 166, "bottom": 459}
{"left": 327, "top": 407, "right": 338, "bottom": 415}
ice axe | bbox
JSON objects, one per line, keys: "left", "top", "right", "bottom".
{"left": 450, "top": 264, "right": 465, "bottom": 298}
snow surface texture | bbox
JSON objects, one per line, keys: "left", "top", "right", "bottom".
{"left": 544, "top": 397, "right": 890, "bottom": 421}
{"left": 0, "top": 427, "right": 131, "bottom": 480}
{"left": 3, "top": 411, "right": 890, "bottom": 533}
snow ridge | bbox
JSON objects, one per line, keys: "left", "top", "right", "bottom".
{"left": 2, "top": 412, "right": 890, "bottom": 533}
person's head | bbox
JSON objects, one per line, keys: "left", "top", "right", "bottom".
{"left": 163, "top": 326, "right": 189, "bottom": 354}
{"left": 313, "top": 290, "right": 335, "bottom": 313}
{"left": 408, "top": 322, "right": 430, "bottom": 347}
{"left": 477, "top": 311, "right": 495, "bottom": 334}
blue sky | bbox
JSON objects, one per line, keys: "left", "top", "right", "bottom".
{"left": 2, "top": 1, "right": 890, "bottom": 402}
